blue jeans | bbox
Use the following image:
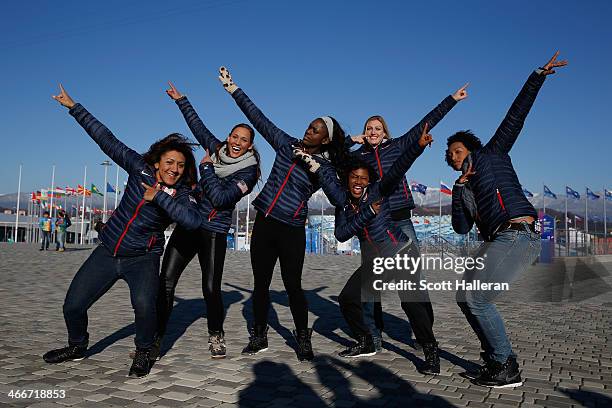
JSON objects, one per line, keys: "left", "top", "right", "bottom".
{"left": 41, "top": 231, "right": 51, "bottom": 250}
{"left": 457, "top": 223, "right": 541, "bottom": 363}
{"left": 63, "top": 244, "right": 160, "bottom": 349}
{"left": 56, "top": 230, "right": 66, "bottom": 250}
{"left": 395, "top": 217, "right": 418, "bottom": 248}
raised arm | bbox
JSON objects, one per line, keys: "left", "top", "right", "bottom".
{"left": 199, "top": 158, "right": 257, "bottom": 209}
{"left": 394, "top": 84, "right": 466, "bottom": 152}
{"left": 334, "top": 204, "right": 376, "bottom": 243}
{"left": 53, "top": 85, "right": 145, "bottom": 174}
{"left": 166, "top": 82, "right": 222, "bottom": 152}
{"left": 485, "top": 52, "right": 567, "bottom": 154}
{"left": 219, "top": 67, "right": 294, "bottom": 150}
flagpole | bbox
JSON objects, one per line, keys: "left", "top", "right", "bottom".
{"left": 101, "top": 160, "right": 111, "bottom": 222}
{"left": 542, "top": 184, "right": 546, "bottom": 216}
{"left": 565, "top": 193, "right": 568, "bottom": 256}
{"left": 438, "top": 181, "right": 442, "bottom": 257}
{"left": 235, "top": 207, "right": 239, "bottom": 251}
{"left": 80, "top": 166, "right": 87, "bottom": 244}
{"left": 585, "top": 188, "right": 589, "bottom": 254}
{"left": 114, "top": 165, "right": 120, "bottom": 210}
{"left": 245, "top": 193, "right": 250, "bottom": 247}
{"left": 605, "top": 187, "right": 608, "bottom": 254}
{"left": 14, "top": 164, "right": 22, "bottom": 242}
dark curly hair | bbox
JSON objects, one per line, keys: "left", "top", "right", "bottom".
{"left": 445, "top": 130, "right": 483, "bottom": 167}
{"left": 338, "top": 158, "right": 379, "bottom": 189}
{"left": 142, "top": 133, "right": 197, "bottom": 186}
{"left": 319, "top": 116, "right": 350, "bottom": 169}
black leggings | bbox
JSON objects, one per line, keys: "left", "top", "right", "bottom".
{"left": 338, "top": 244, "right": 436, "bottom": 345}
{"left": 157, "top": 226, "right": 227, "bottom": 335}
{"left": 250, "top": 211, "right": 308, "bottom": 330}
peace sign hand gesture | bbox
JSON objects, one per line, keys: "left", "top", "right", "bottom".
{"left": 417, "top": 123, "right": 434, "bottom": 148}
{"left": 166, "top": 81, "right": 184, "bottom": 101}
{"left": 218, "top": 66, "right": 238, "bottom": 94}
{"left": 457, "top": 163, "right": 476, "bottom": 184}
{"left": 52, "top": 84, "right": 76, "bottom": 109}
{"left": 540, "top": 51, "right": 568, "bottom": 76}
{"left": 452, "top": 83, "right": 469, "bottom": 102}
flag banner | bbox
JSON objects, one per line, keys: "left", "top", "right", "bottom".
{"left": 77, "top": 185, "right": 92, "bottom": 197}
{"left": 440, "top": 182, "right": 452, "bottom": 196}
{"left": 606, "top": 189, "right": 612, "bottom": 201}
{"left": 586, "top": 188, "right": 600, "bottom": 200}
{"left": 106, "top": 182, "right": 116, "bottom": 193}
{"left": 566, "top": 186, "right": 580, "bottom": 199}
{"left": 65, "top": 186, "right": 77, "bottom": 196}
{"left": 522, "top": 186, "right": 534, "bottom": 198}
{"left": 91, "top": 184, "right": 103, "bottom": 196}
{"left": 544, "top": 185, "right": 557, "bottom": 199}
{"left": 410, "top": 181, "right": 427, "bottom": 195}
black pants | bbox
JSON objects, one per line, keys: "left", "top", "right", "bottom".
{"left": 63, "top": 244, "right": 160, "bottom": 349}
{"left": 250, "top": 211, "right": 308, "bottom": 330}
{"left": 157, "top": 226, "right": 227, "bottom": 336}
{"left": 338, "top": 243, "right": 436, "bottom": 345}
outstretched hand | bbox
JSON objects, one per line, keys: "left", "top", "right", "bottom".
{"left": 218, "top": 66, "right": 238, "bottom": 94}
{"left": 452, "top": 83, "right": 469, "bottom": 101}
{"left": 142, "top": 182, "right": 161, "bottom": 202}
{"left": 52, "top": 84, "right": 76, "bottom": 109}
{"left": 201, "top": 149, "right": 213, "bottom": 165}
{"left": 292, "top": 146, "right": 321, "bottom": 173}
{"left": 351, "top": 134, "right": 367, "bottom": 144}
{"left": 166, "top": 81, "right": 184, "bottom": 100}
{"left": 540, "top": 51, "right": 568, "bottom": 75}
{"left": 418, "top": 123, "right": 433, "bottom": 148}
{"left": 457, "top": 163, "right": 476, "bottom": 184}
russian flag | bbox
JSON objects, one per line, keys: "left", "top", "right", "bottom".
{"left": 440, "top": 182, "right": 452, "bottom": 196}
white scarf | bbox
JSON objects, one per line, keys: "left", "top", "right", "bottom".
{"left": 212, "top": 145, "right": 257, "bottom": 178}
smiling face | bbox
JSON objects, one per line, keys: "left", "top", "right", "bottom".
{"left": 364, "top": 119, "right": 387, "bottom": 147}
{"left": 226, "top": 126, "right": 253, "bottom": 158}
{"left": 347, "top": 168, "right": 371, "bottom": 199}
{"left": 302, "top": 118, "right": 330, "bottom": 148}
{"left": 155, "top": 150, "right": 186, "bottom": 186}
{"left": 447, "top": 141, "right": 471, "bottom": 171}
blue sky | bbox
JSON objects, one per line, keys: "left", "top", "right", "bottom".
{"left": 1, "top": 0, "right": 610, "bottom": 196}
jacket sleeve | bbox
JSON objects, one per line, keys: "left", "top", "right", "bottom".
{"left": 378, "top": 140, "right": 426, "bottom": 197}
{"left": 231, "top": 89, "right": 294, "bottom": 151}
{"left": 175, "top": 97, "right": 222, "bottom": 152}
{"left": 69, "top": 104, "right": 145, "bottom": 174}
{"left": 485, "top": 71, "right": 546, "bottom": 155}
{"left": 316, "top": 162, "right": 348, "bottom": 208}
{"left": 152, "top": 188, "right": 202, "bottom": 230}
{"left": 451, "top": 183, "right": 474, "bottom": 234}
{"left": 334, "top": 204, "right": 376, "bottom": 243}
{"left": 199, "top": 164, "right": 257, "bottom": 208}
{"left": 394, "top": 95, "right": 457, "bottom": 152}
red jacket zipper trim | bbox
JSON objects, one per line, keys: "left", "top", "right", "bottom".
{"left": 147, "top": 235, "right": 157, "bottom": 250}
{"left": 496, "top": 188, "right": 506, "bottom": 211}
{"left": 374, "top": 148, "right": 384, "bottom": 177}
{"left": 114, "top": 199, "right": 146, "bottom": 256}
{"left": 292, "top": 201, "right": 304, "bottom": 219}
{"left": 265, "top": 163, "right": 297, "bottom": 217}
{"left": 363, "top": 226, "right": 373, "bottom": 244}
{"left": 402, "top": 179, "right": 410, "bottom": 200}
{"left": 387, "top": 230, "right": 398, "bottom": 243}
{"left": 208, "top": 209, "right": 217, "bottom": 221}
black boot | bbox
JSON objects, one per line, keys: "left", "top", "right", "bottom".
{"left": 461, "top": 352, "right": 494, "bottom": 380}
{"left": 242, "top": 325, "right": 268, "bottom": 355}
{"left": 473, "top": 356, "right": 522, "bottom": 388}
{"left": 43, "top": 342, "right": 88, "bottom": 364}
{"left": 419, "top": 342, "right": 440, "bottom": 375}
{"left": 129, "top": 348, "right": 152, "bottom": 377}
{"left": 339, "top": 334, "right": 376, "bottom": 358}
{"left": 293, "top": 328, "right": 314, "bottom": 361}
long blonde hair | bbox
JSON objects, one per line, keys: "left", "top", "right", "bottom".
{"left": 362, "top": 115, "right": 392, "bottom": 140}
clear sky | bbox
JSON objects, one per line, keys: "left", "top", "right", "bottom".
{"left": 1, "top": 0, "right": 610, "bottom": 196}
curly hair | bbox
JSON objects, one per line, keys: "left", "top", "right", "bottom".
{"left": 338, "top": 157, "right": 379, "bottom": 189}
{"left": 142, "top": 133, "right": 197, "bottom": 186}
{"left": 445, "top": 130, "right": 483, "bottom": 167}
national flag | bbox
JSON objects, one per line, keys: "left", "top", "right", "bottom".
{"left": 586, "top": 188, "right": 600, "bottom": 200}
{"left": 65, "top": 186, "right": 77, "bottom": 196}
{"left": 544, "top": 185, "right": 557, "bottom": 199}
{"left": 566, "top": 186, "right": 580, "bottom": 199}
{"left": 91, "top": 184, "right": 103, "bottom": 196}
{"left": 106, "top": 182, "right": 116, "bottom": 193}
{"left": 77, "top": 185, "right": 92, "bottom": 197}
{"left": 440, "top": 182, "right": 452, "bottom": 196}
{"left": 606, "top": 189, "right": 612, "bottom": 201}
{"left": 522, "top": 186, "right": 534, "bottom": 198}
{"left": 410, "top": 182, "right": 427, "bottom": 195}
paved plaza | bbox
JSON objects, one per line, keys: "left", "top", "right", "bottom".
{"left": 0, "top": 243, "right": 611, "bottom": 407}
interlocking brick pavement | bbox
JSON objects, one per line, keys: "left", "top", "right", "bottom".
{"left": 1, "top": 243, "right": 611, "bottom": 407}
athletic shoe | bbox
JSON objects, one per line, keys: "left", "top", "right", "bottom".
{"left": 43, "top": 343, "right": 87, "bottom": 364}
{"left": 472, "top": 356, "right": 522, "bottom": 388}
{"left": 129, "top": 349, "right": 152, "bottom": 377}
{"left": 461, "top": 352, "right": 494, "bottom": 380}
{"left": 293, "top": 328, "right": 314, "bottom": 361}
{"left": 242, "top": 326, "right": 268, "bottom": 355}
{"left": 129, "top": 336, "right": 161, "bottom": 361}
{"left": 209, "top": 331, "right": 226, "bottom": 359}
{"left": 339, "top": 335, "right": 376, "bottom": 358}
{"left": 418, "top": 342, "right": 440, "bottom": 375}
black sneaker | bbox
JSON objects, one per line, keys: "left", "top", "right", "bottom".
{"left": 461, "top": 352, "right": 493, "bottom": 380}
{"left": 339, "top": 335, "right": 376, "bottom": 358}
{"left": 293, "top": 328, "right": 314, "bottom": 361}
{"left": 242, "top": 326, "right": 268, "bottom": 355}
{"left": 129, "top": 349, "right": 152, "bottom": 377}
{"left": 418, "top": 342, "right": 440, "bottom": 375}
{"left": 209, "top": 331, "right": 227, "bottom": 359}
{"left": 129, "top": 336, "right": 162, "bottom": 361}
{"left": 473, "top": 356, "right": 522, "bottom": 388}
{"left": 43, "top": 343, "right": 87, "bottom": 364}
